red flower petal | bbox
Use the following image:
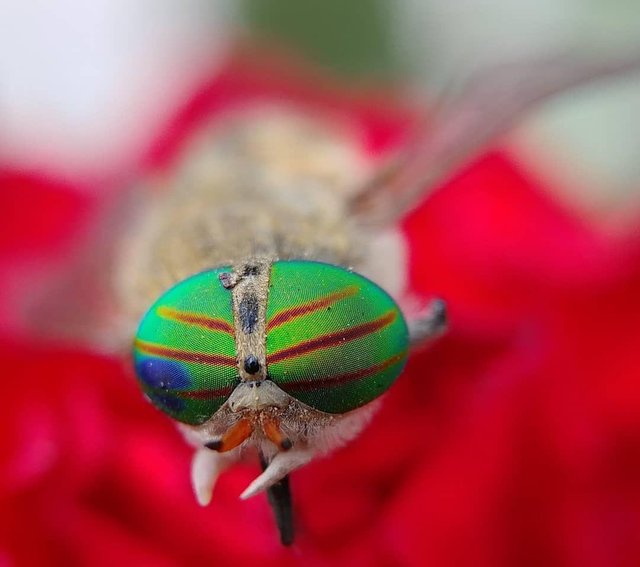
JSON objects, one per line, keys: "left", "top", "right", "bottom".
{"left": 2, "top": 53, "right": 640, "bottom": 565}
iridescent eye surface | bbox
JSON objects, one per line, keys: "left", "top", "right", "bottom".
{"left": 133, "top": 261, "right": 409, "bottom": 423}
{"left": 265, "top": 261, "right": 409, "bottom": 413}
{"left": 133, "top": 267, "right": 237, "bottom": 425}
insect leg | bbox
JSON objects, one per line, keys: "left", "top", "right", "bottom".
{"left": 240, "top": 448, "right": 314, "bottom": 500}
{"left": 190, "top": 447, "right": 238, "bottom": 506}
{"left": 408, "top": 298, "right": 447, "bottom": 347}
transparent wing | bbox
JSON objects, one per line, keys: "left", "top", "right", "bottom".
{"left": 350, "top": 48, "right": 640, "bottom": 227}
{"left": 20, "top": 185, "right": 148, "bottom": 353}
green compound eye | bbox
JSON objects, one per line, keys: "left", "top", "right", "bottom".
{"left": 133, "top": 267, "right": 237, "bottom": 425}
{"left": 133, "top": 260, "right": 409, "bottom": 424}
{"left": 265, "top": 261, "right": 409, "bottom": 414}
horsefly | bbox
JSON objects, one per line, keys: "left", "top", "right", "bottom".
{"left": 117, "top": 106, "right": 448, "bottom": 545}
{"left": 30, "top": 50, "right": 640, "bottom": 546}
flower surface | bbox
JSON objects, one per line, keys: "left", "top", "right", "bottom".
{"left": 1, "top": 55, "right": 640, "bottom": 566}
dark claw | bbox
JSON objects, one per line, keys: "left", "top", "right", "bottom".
{"left": 431, "top": 298, "right": 447, "bottom": 327}
{"left": 205, "top": 440, "right": 222, "bottom": 451}
{"left": 409, "top": 298, "right": 448, "bottom": 346}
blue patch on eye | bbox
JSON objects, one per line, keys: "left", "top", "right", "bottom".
{"left": 146, "top": 392, "right": 186, "bottom": 413}
{"left": 136, "top": 357, "right": 192, "bottom": 391}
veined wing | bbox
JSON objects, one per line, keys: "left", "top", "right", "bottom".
{"left": 351, "top": 49, "right": 640, "bottom": 226}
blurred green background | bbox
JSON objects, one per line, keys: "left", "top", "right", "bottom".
{"left": 239, "top": 0, "right": 640, "bottom": 214}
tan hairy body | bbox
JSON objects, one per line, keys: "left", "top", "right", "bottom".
{"left": 115, "top": 108, "right": 388, "bottom": 321}
{"left": 114, "top": 108, "right": 403, "bottom": 525}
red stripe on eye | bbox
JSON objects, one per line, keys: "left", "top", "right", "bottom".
{"left": 268, "top": 311, "right": 397, "bottom": 364}
{"left": 281, "top": 352, "right": 405, "bottom": 392}
{"left": 268, "top": 285, "right": 359, "bottom": 329}
{"left": 157, "top": 306, "right": 234, "bottom": 335}
{"left": 174, "top": 386, "right": 234, "bottom": 400}
{"left": 135, "top": 340, "right": 237, "bottom": 367}
{"left": 147, "top": 384, "right": 234, "bottom": 400}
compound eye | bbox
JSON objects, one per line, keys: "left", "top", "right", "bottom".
{"left": 133, "top": 267, "right": 237, "bottom": 425}
{"left": 265, "top": 261, "right": 409, "bottom": 414}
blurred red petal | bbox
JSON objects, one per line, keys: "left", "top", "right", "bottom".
{"left": 1, "top": 52, "right": 640, "bottom": 566}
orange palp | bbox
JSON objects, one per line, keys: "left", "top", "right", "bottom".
{"left": 262, "top": 416, "right": 293, "bottom": 451}
{"left": 206, "top": 418, "right": 253, "bottom": 452}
